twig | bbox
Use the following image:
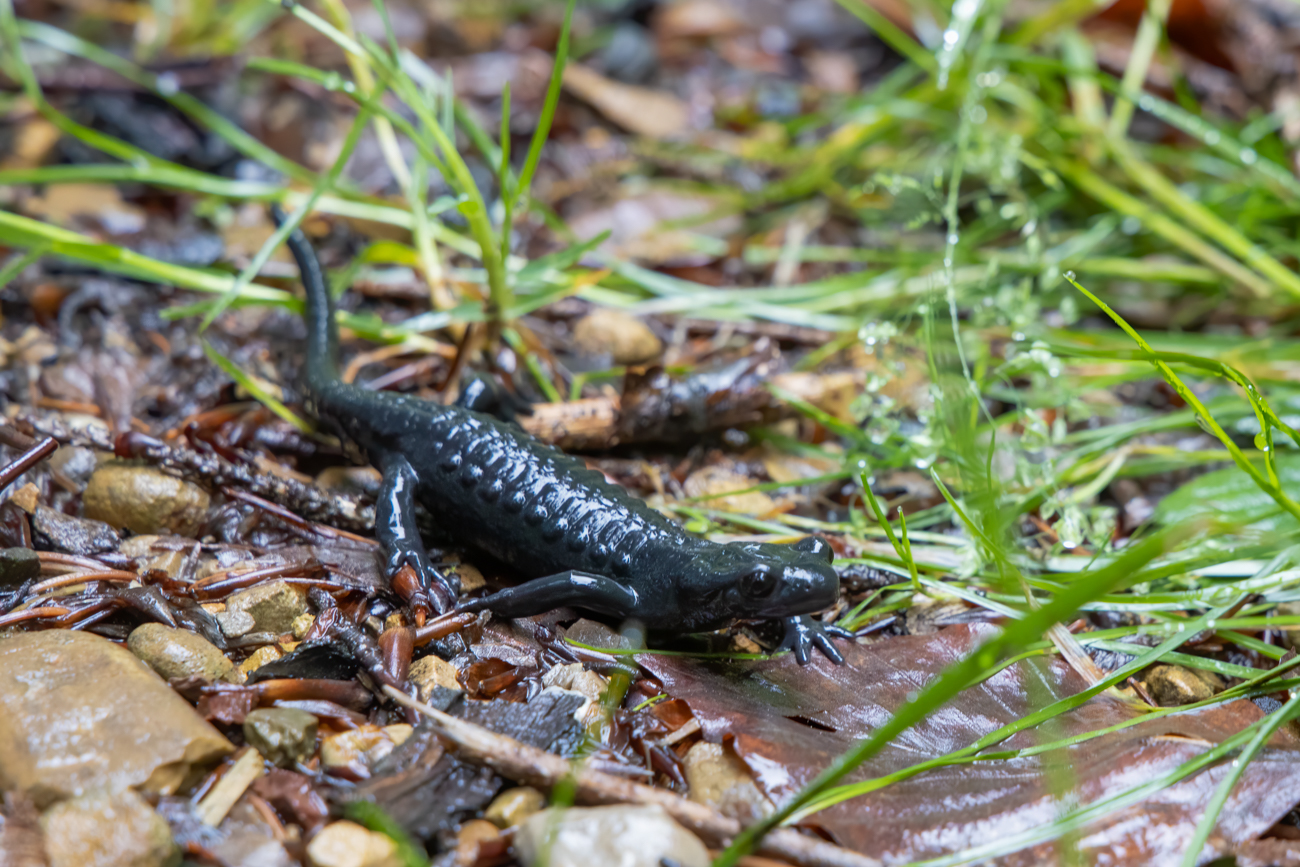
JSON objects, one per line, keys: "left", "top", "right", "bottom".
{"left": 194, "top": 748, "right": 265, "bottom": 826}
{"left": 13, "top": 413, "right": 378, "bottom": 532}
{"left": 382, "top": 686, "right": 880, "bottom": 867}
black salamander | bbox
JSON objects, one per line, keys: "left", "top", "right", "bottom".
{"left": 281, "top": 219, "right": 851, "bottom": 663}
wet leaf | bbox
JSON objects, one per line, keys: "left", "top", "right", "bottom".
{"left": 641, "top": 625, "right": 1300, "bottom": 864}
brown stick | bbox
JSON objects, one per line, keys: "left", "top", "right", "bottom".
{"left": 381, "top": 686, "right": 879, "bottom": 867}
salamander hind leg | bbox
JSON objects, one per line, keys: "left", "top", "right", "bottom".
{"left": 459, "top": 571, "right": 640, "bottom": 620}
{"left": 376, "top": 454, "right": 459, "bottom": 615}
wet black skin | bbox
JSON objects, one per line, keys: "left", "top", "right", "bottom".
{"left": 279, "top": 217, "right": 851, "bottom": 663}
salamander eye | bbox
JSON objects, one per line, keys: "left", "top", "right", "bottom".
{"left": 740, "top": 568, "right": 778, "bottom": 598}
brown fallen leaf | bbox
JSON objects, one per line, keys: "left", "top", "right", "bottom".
{"left": 640, "top": 624, "right": 1300, "bottom": 865}
{"left": 562, "top": 63, "right": 691, "bottom": 140}
{"left": 567, "top": 186, "right": 740, "bottom": 266}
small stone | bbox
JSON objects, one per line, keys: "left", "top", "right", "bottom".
{"left": 243, "top": 707, "right": 318, "bottom": 768}
{"left": 542, "top": 663, "right": 607, "bottom": 703}
{"left": 516, "top": 805, "right": 709, "bottom": 867}
{"left": 292, "top": 613, "right": 315, "bottom": 639}
{"left": 320, "top": 725, "right": 403, "bottom": 776}
{"left": 8, "top": 482, "right": 40, "bottom": 513}
{"left": 683, "top": 741, "right": 773, "bottom": 822}
{"left": 82, "top": 462, "right": 210, "bottom": 536}
{"left": 48, "top": 446, "right": 99, "bottom": 490}
{"left": 306, "top": 820, "right": 400, "bottom": 867}
{"left": 40, "top": 788, "right": 179, "bottom": 867}
{"left": 572, "top": 309, "right": 663, "bottom": 365}
{"left": 0, "top": 547, "right": 40, "bottom": 586}
{"left": 32, "top": 505, "right": 119, "bottom": 556}
{"left": 455, "top": 819, "right": 501, "bottom": 866}
{"left": 409, "top": 654, "right": 462, "bottom": 705}
{"left": 128, "top": 623, "right": 238, "bottom": 683}
{"left": 383, "top": 723, "right": 413, "bottom": 746}
{"left": 240, "top": 645, "right": 283, "bottom": 677}
{"left": 484, "top": 786, "right": 546, "bottom": 828}
{"left": 564, "top": 618, "right": 634, "bottom": 652}
{"left": 217, "top": 609, "right": 257, "bottom": 638}
{"left": 226, "top": 580, "right": 308, "bottom": 635}
{"left": 0, "top": 630, "right": 232, "bottom": 806}
{"left": 314, "top": 466, "right": 382, "bottom": 495}
{"left": 1142, "top": 664, "right": 1224, "bottom": 706}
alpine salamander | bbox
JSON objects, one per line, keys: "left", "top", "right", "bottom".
{"left": 280, "top": 218, "right": 851, "bottom": 663}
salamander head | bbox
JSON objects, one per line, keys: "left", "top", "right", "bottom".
{"left": 680, "top": 535, "right": 839, "bottom": 631}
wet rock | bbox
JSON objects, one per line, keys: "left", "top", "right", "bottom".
{"left": 306, "top": 820, "right": 400, "bottom": 867}
{"left": 409, "top": 654, "right": 462, "bottom": 707}
{"left": 217, "top": 608, "right": 256, "bottom": 638}
{"left": 515, "top": 805, "right": 709, "bottom": 867}
{"left": 0, "top": 630, "right": 232, "bottom": 806}
{"left": 243, "top": 707, "right": 318, "bottom": 768}
{"left": 207, "top": 799, "right": 296, "bottom": 867}
{"left": 572, "top": 309, "right": 663, "bottom": 365}
{"left": 48, "top": 446, "right": 100, "bottom": 491}
{"left": 564, "top": 618, "right": 634, "bottom": 652}
{"left": 0, "top": 546, "right": 40, "bottom": 585}
{"left": 128, "top": 623, "right": 238, "bottom": 683}
{"left": 541, "top": 663, "right": 608, "bottom": 703}
{"left": 683, "top": 741, "right": 773, "bottom": 821}
{"left": 226, "top": 580, "right": 308, "bottom": 635}
{"left": 40, "top": 788, "right": 180, "bottom": 867}
{"left": 484, "top": 786, "right": 546, "bottom": 828}
{"left": 1142, "top": 664, "right": 1224, "bottom": 706}
{"left": 320, "top": 724, "right": 411, "bottom": 777}
{"left": 240, "top": 645, "right": 283, "bottom": 677}
{"left": 32, "top": 505, "right": 119, "bottom": 555}
{"left": 82, "top": 462, "right": 210, "bottom": 536}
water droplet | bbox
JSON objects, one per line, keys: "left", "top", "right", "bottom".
{"left": 1204, "top": 130, "right": 1220, "bottom": 146}
{"left": 1138, "top": 95, "right": 1154, "bottom": 111}
{"left": 1064, "top": 270, "right": 1076, "bottom": 281}
{"left": 1255, "top": 433, "right": 1270, "bottom": 451}
{"left": 1177, "top": 624, "right": 1186, "bottom": 632}
{"left": 1012, "top": 331, "right": 1026, "bottom": 342}
{"left": 943, "top": 29, "right": 959, "bottom": 46}
{"left": 1241, "top": 148, "right": 1258, "bottom": 165}
{"left": 1232, "top": 759, "right": 1240, "bottom": 768}
{"left": 906, "top": 690, "right": 919, "bottom": 702}
{"left": 155, "top": 72, "right": 179, "bottom": 96}
{"left": 1206, "top": 620, "right": 1216, "bottom": 629}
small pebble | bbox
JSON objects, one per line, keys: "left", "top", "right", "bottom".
{"left": 0, "top": 547, "right": 40, "bottom": 586}
{"left": 292, "top": 613, "right": 315, "bottom": 640}
{"left": 409, "top": 654, "right": 462, "bottom": 706}
{"left": 82, "top": 462, "right": 210, "bottom": 536}
{"left": 571, "top": 309, "right": 663, "bottom": 365}
{"left": 32, "top": 505, "right": 119, "bottom": 556}
{"left": 683, "top": 741, "right": 772, "bottom": 821}
{"left": 8, "top": 482, "right": 40, "bottom": 513}
{"left": 515, "top": 805, "right": 709, "bottom": 867}
{"left": 226, "top": 580, "right": 308, "bottom": 635}
{"left": 217, "top": 609, "right": 256, "bottom": 638}
{"left": 320, "top": 725, "right": 404, "bottom": 776}
{"left": 243, "top": 707, "right": 318, "bottom": 768}
{"left": 240, "top": 645, "right": 283, "bottom": 677}
{"left": 40, "top": 788, "right": 178, "bottom": 867}
{"left": 128, "top": 623, "right": 238, "bottom": 684}
{"left": 484, "top": 786, "right": 546, "bottom": 828}
{"left": 306, "top": 820, "right": 400, "bottom": 867}
{"left": 454, "top": 819, "right": 501, "bottom": 867}
{"left": 1141, "top": 664, "right": 1223, "bottom": 706}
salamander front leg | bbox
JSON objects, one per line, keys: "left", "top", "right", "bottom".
{"left": 778, "top": 615, "right": 854, "bottom": 665}
{"left": 455, "top": 375, "right": 533, "bottom": 424}
{"left": 377, "top": 455, "right": 459, "bottom": 616}
{"left": 459, "top": 571, "right": 640, "bottom": 620}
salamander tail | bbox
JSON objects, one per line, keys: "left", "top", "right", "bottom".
{"left": 271, "top": 206, "right": 341, "bottom": 396}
